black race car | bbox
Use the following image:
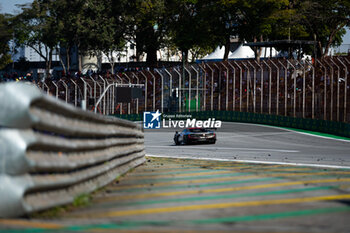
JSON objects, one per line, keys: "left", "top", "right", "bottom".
{"left": 174, "top": 127, "right": 216, "bottom": 145}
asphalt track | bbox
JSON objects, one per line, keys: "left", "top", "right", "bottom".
{"left": 144, "top": 122, "right": 350, "bottom": 168}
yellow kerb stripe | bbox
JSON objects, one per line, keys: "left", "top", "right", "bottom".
{"left": 0, "top": 219, "right": 62, "bottom": 229}
{"left": 89, "top": 194, "right": 350, "bottom": 218}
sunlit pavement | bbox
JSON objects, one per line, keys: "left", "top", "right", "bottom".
{"left": 1, "top": 157, "right": 350, "bottom": 233}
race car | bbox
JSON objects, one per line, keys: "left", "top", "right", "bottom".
{"left": 174, "top": 127, "right": 216, "bottom": 145}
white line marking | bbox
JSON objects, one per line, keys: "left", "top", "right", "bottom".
{"left": 224, "top": 122, "right": 350, "bottom": 142}
{"left": 147, "top": 145, "right": 299, "bottom": 153}
{"left": 146, "top": 154, "right": 350, "bottom": 170}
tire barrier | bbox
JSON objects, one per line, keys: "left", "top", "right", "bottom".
{"left": 0, "top": 82, "right": 145, "bottom": 217}
{"left": 114, "top": 110, "right": 350, "bottom": 138}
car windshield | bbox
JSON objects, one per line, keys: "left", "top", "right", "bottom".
{"left": 189, "top": 128, "right": 207, "bottom": 133}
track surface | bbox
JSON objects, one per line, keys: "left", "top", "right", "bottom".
{"left": 145, "top": 122, "right": 350, "bottom": 168}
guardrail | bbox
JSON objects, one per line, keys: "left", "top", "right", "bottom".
{"left": 0, "top": 82, "right": 145, "bottom": 217}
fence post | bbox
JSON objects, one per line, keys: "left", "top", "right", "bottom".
{"left": 155, "top": 70, "right": 164, "bottom": 113}
{"left": 60, "top": 80, "right": 68, "bottom": 103}
{"left": 98, "top": 75, "right": 106, "bottom": 115}
{"left": 263, "top": 61, "right": 272, "bottom": 115}
{"left": 148, "top": 71, "right": 156, "bottom": 112}
{"left": 198, "top": 64, "right": 207, "bottom": 111}
{"left": 52, "top": 81, "right": 58, "bottom": 99}
{"left": 103, "top": 77, "right": 110, "bottom": 115}
{"left": 124, "top": 73, "right": 132, "bottom": 115}
{"left": 221, "top": 62, "right": 229, "bottom": 111}
{"left": 323, "top": 59, "right": 334, "bottom": 121}
{"left": 191, "top": 65, "right": 199, "bottom": 112}
{"left": 316, "top": 60, "right": 327, "bottom": 120}
{"left": 213, "top": 63, "right": 221, "bottom": 111}
{"left": 287, "top": 60, "right": 297, "bottom": 118}
{"left": 233, "top": 61, "right": 243, "bottom": 112}
{"left": 294, "top": 60, "right": 306, "bottom": 119}
{"left": 330, "top": 59, "right": 341, "bottom": 122}
{"left": 228, "top": 62, "right": 236, "bottom": 111}
{"left": 184, "top": 66, "right": 192, "bottom": 112}
{"left": 112, "top": 81, "right": 115, "bottom": 114}
{"left": 207, "top": 64, "right": 214, "bottom": 111}
{"left": 164, "top": 68, "right": 173, "bottom": 96}
{"left": 270, "top": 60, "right": 279, "bottom": 115}
{"left": 70, "top": 80, "right": 78, "bottom": 107}
{"left": 132, "top": 73, "right": 139, "bottom": 114}
{"left": 43, "top": 83, "right": 50, "bottom": 95}
{"left": 80, "top": 79, "right": 87, "bottom": 111}
{"left": 278, "top": 61, "right": 288, "bottom": 116}
{"left": 164, "top": 68, "right": 173, "bottom": 112}
{"left": 305, "top": 60, "right": 315, "bottom": 119}
{"left": 342, "top": 58, "right": 349, "bottom": 122}
{"left": 247, "top": 61, "right": 256, "bottom": 113}
{"left": 241, "top": 62, "right": 250, "bottom": 112}
{"left": 336, "top": 57, "right": 348, "bottom": 122}
{"left": 88, "top": 76, "right": 97, "bottom": 107}
{"left": 140, "top": 71, "right": 148, "bottom": 112}
{"left": 174, "top": 68, "right": 182, "bottom": 112}
{"left": 116, "top": 74, "right": 123, "bottom": 114}
{"left": 253, "top": 61, "right": 263, "bottom": 113}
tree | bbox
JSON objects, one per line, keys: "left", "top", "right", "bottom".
{"left": 298, "top": 0, "right": 350, "bottom": 58}
{"left": 198, "top": 0, "right": 239, "bottom": 61}
{"left": 89, "top": 0, "right": 126, "bottom": 74}
{"left": 235, "top": 0, "right": 290, "bottom": 61}
{"left": 49, "top": 0, "right": 85, "bottom": 73}
{"left": 13, "top": 0, "right": 60, "bottom": 78}
{"left": 124, "top": 0, "right": 170, "bottom": 67}
{"left": 167, "top": 0, "right": 212, "bottom": 62}
{"left": 0, "top": 13, "right": 12, "bottom": 69}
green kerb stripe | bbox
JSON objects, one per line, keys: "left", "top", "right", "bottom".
{"left": 280, "top": 126, "right": 350, "bottom": 141}
{"left": 191, "top": 206, "right": 350, "bottom": 224}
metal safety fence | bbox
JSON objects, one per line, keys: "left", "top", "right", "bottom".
{"left": 0, "top": 82, "right": 145, "bottom": 217}
{"left": 36, "top": 56, "right": 350, "bottom": 123}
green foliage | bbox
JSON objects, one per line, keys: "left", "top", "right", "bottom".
{"left": 73, "top": 193, "right": 91, "bottom": 207}
{"left": 297, "top": 0, "right": 350, "bottom": 57}
{"left": 5, "top": 0, "right": 350, "bottom": 70}
{"left": 0, "top": 13, "right": 12, "bottom": 69}
{"left": 123, "top": 0, "right": 170, "bottom": 65}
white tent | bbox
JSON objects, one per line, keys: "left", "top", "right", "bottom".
{"left": 198, "top": 44, "right": 279, "bottom": 61}
{"left": 201, "top": 46, "right": 232, "bottom": 61}
{"left": 228, "top": 44, "right": 279, "bottom": 59}
{"left": 228, "top": 44, "right": 255, "bottom": 59}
